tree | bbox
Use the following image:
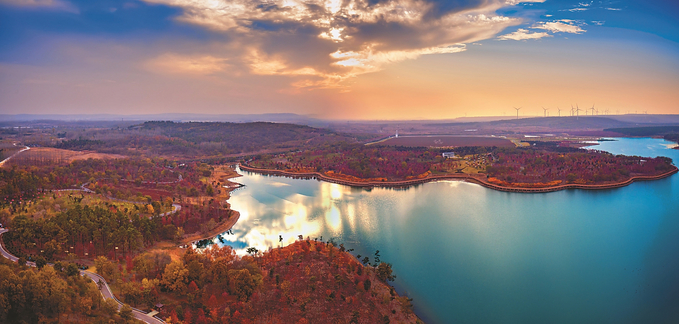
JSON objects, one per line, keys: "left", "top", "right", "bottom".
{"left": 43, "top": 239, "right": 62, "bottom": 261}
{"left": 376, "top": 262, "right": 396, "bottom": 282}
{"left": 95, "top": 256, "right": 116, "bottom": 281}
{"left": 66, "top": 263, "right": 79, "bottom": 277}
{"left": 227, "top": 268, "right": 261, "bottom": 301}
{"left": 361, "top": 256, "right": 369, "bottom": 265}
{"left": 363, "top": 278, "right": 371, "bottom": 291}
{"left": 207, "top": 294, "right": 219, "bottom": 309}
{"left": 120, "top": 304, "right": 133, "bottom": 321}
{"left": 188, "top": 280, "right": 199, "bottom": 294}
{"left": 102, "top": 299, "right": 119, "bottom": 317}
{"left": 35, "top": 256, "right": 47, "bottom": 269}
{"left": 161, "top": 261, "right": 189, "bottom": 293}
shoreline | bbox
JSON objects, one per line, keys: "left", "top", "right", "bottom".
{"left": 239, "top": 163, "right": 678, "bottom": 193}
{"left": 179, "top": 165, "right": 243, "bottom": 244}
{"left": 180, "top": 210, "right": 240, "bottom": 245}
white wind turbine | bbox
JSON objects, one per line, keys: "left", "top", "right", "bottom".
{"left": 514, "top": 107, "right": 522, "bottom": 120}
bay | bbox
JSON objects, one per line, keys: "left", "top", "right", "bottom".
{"left": 215, "top": 137, "right": 679, "bottom": 324}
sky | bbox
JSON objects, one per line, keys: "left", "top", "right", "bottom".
{"left": 1, "top": 0, "right": 678, "bottom": 120}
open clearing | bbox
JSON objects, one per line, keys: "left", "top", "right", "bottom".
{"left": 377, "top": 135, "right": 515, "bottom": 147}
{"left": 6, "top": 147, "right": 124, "bottom": 165}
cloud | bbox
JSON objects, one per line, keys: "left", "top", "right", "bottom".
{"left": 534, "top": 20, "right": 585, "bottom": 34}
{"left": 144, "top": 53, "right": 230, "bottom": 75}
{"left": 498, "top": 19, "right": 586, "bottom": 41}
{"left": 139, "top": 0, "right": 523, "bottom": 89}
{"left": 0, "top": 0, "right": 78, "bottom": 12}
{"left": 505, "top": 0, "right": 545, "bottom": 5}
{"left": 498, "top": 28, "right": 551, "bottom": 40}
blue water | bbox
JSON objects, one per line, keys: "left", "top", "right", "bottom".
{"left": 217, "top": 138, "right": 679, "bottom": 324}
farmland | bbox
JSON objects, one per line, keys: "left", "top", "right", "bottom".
{"left": 375, "top": 135, "right": 515, "bottom": 148}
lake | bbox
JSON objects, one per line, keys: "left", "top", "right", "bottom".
{"left": 216, "top": 137, "right": 679, "bottom": 324}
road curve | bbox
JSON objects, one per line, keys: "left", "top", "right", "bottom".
{"left": 0, "top": 228, "right": 165, "bottom": 324}
{"left": 0, "top": 144, "right": 30, "bottom": 168}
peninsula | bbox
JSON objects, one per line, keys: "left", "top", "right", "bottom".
{"left": 243, "top": 144, "right": 677, "bottom": 192}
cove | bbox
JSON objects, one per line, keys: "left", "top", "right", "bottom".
{"left": 216, "top": 138, "right": 679, "bottom": 324}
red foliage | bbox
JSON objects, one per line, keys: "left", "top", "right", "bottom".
{"left": 188, "top": 281, "right": 199, "bottom": 294}
{"left": 250, "top": 145, "right": 438, "bottom": 180}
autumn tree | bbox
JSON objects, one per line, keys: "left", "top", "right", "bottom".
{"left": 228, "top": 268, "right": 262, "bottom": 301}
{"left": 376, "top": 262, "right": 396, "bottom": 282}
{"left": 162, "top": 260, "right": 189, "bottom": 293}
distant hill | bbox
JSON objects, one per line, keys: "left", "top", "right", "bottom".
{"left": 487, "top": 117, "right": 637, "bottom": 129}
{"left": 0, "top": 113, "right": 328, "bottom": 127}
{"left": 606, "top": 114, "right": 679, "bottom": 125}
{"left": 603, "top": 126, "right": 679, "bottom": 136}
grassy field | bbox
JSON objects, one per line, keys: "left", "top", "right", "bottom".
{"left": 376, "top": 135, "right": 514, "bottom": 147}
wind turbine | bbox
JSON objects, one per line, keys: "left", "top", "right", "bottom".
{"left": 542, "top": 107, "right": 549, "bottom": 117}
{"left": 590, "top": 104, "right": 596, "bottom": 116}
{"left": 575, "top": 104, "right": 582, "bottom": 120}
{"left": 513, "top": 107, "right": 522, "bottom": 120}
{"left": 571, "top": 105, "right": 575, "bottom": 117}
{"left": 557, "top": 107, "right": 561, "bottom": 117}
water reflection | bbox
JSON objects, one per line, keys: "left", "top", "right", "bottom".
{"left": 213, "top": 169, "right": 356, "bottom": 254}
{"left": 215, "top": 168, "right": 484, "bottom": 256}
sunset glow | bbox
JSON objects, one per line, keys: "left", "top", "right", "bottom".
{"left": 1, "top": 0, "right": 677, "bottom": 118}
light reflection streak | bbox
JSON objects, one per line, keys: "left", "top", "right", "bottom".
{"left": 211, "top": 168, "right": 477, "bottom": 255}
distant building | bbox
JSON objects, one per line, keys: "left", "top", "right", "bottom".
{"left": 442, "top": 152, "right": 455, "bottom": 158}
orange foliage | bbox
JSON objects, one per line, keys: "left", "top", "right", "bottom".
{"left": 488, "top": 177, "right": 562, "bottom": 188}
{"left": 324, "top": 170, "right": 387, "bottom": 183}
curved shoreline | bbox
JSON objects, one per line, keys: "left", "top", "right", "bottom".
{"left": 239, "top": 163, "right": 678, "bottom": 193}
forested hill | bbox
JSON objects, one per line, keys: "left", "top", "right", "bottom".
{"left": 50, "top": 121, "right": 358, "bottom": 160}
{"left": 136, "top": 121, "right": 332, "bottom": 146}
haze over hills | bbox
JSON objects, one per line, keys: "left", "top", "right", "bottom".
{"left": 4, "top": 113, "right": 679, "bottom": 126}
{"left": 0, "top": 113, "right": 325, "bottom": 125}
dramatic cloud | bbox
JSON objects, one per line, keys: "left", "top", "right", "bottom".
{"left": 498, "top": 28, "right": 551, "bottom": 40}
{"left": 141, "top": 0, "right": 523, "bottom": 89}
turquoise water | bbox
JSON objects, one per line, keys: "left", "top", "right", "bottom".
{"left": 217, "top": 138, "right": 679, "bottom": 324}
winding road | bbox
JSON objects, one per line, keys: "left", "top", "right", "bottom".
{"left": 0, "top": 153, "right": 182, "bottom": 322}
{"left": 1, "top": 228, "right": 166, "bottom": 323}
{"left": 0, "top": 143, "right": 30, "bottom": 168}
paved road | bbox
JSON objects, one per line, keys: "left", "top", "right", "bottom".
{"left": 0, "top": 228, "right": 165, "bottom": 324}
{"left": 0, "top": 144, "right": 30, "bottom": 168}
